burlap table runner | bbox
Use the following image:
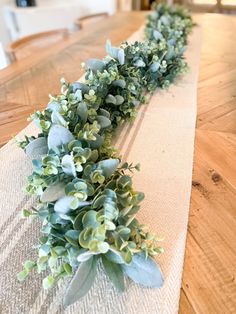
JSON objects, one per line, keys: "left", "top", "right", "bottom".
{"left": 0, "top": 25, "right": 201, "bottom": 314}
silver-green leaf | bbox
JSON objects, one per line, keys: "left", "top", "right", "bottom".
{"left": 86, "top": 59, "right": 105, "bottom": 72}
{"left": 96, "top": 115, "right": 111, "bottom": 128}
{"left": 122, "top": 253, "right": 164, "bottom": 288}
{"left": 102, "top": 256, "right": 125, "bottom": 292}
{"left": 48, "top": 125, "right": 74, "bottom": 150}
{"left": 98, "top": 159, "right": 119, "bottom": 178}
{"left": 40, "top": 182, "right": 66, "bottom": 203}
{"left": 63, "top": 256, "right": 97, "bottom": 307}
{"left": 25, "top": 137, "right": 48, "bottom": 159}
{"left": 61, "top": 154, "right": 76, "bottom": 177}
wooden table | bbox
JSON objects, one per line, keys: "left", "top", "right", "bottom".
{"left": 0, "top": 11, "right": 235, "bottom": 313}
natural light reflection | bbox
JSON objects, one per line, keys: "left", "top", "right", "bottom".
{"left": 193, "top": 0, "right": 236, "bottom": 4}
{"left": 193, "top": 0, "right": 216, "bottom": 4}
{"left": 222, "top": 0, "right": 236, "bottom": 4}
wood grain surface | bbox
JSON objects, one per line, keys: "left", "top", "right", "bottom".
{"left": 0, "top": 11, "right": 235, "bottom": 313}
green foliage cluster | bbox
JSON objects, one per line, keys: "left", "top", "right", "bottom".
{"left": 17, "top": 4, "right": 193, "bottom": 307}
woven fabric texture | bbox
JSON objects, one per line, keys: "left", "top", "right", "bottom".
{"left": 0, "top": 26, "right": 201, "bottom": 314}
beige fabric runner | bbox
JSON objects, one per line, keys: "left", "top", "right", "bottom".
{"left": 0, "top": 25, "right": 201, "bottom": 314}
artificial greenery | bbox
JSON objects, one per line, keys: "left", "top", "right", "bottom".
{"left": 17, "top": 3, "right": 194, "bottom": 307}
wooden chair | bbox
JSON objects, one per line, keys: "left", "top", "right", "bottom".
{"left": 75, "top": 12, "right": 109, "bottom": 30}
{"left": 6, "top": 28, "right": 69, "bottom": 62}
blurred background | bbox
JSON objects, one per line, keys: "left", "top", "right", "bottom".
{"left": 0, "top": 0, "right": 235, "bottom": 69}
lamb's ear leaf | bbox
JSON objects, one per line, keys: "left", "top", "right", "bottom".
{"left": 54, "top": 196, "right": 75, "bottom": 215}
{"left": 86, "top": 59, "right": 105, "bottom": 72}
{"left": 25, "top": 137, "right": 48, "bottom": 159}
{"left": 63, "top": 256, "right": 97, "bottom": 308}
{"left": 98, "top": 159, "right": 119, "bottom": 178}
{"left": 48, "top": 125, "right": 74, "bottom": 150}
{"left": 51, "top": 111, "right": 67, "bottom": 127}
{"left": 61, "top": 155, "right": 76, "bottom": 177}
{"left": 105, "top": 247, "right": 126, "bottom": 264}
{"left": 122, "top": 253, "right": 164, "bottom": 288}
{"left": 117, "top": 49, "right": 125, "bottom": 65}
{"left": 71, "top": 82, "right": 89, "bottom": 94}
{"left": 102, "top": 256, "right": 125, "bottom": 292}
{"left": 40, "top": 182, "right": 66, "bottom": 203}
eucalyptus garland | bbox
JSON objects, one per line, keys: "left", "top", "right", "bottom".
{"left": 17, "top": 4, "right": 194, "bottom": 307}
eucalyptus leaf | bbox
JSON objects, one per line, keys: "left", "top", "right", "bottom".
{"left": 115, "top": 95, "right": 124, "bottom": 105}
{"left": 99, "top": 108, "right": 110, "bottom": 118}
{"left": 48, "top": 125, "right": 74, "bottom": 150}
{"left": 88, "top": 134, "right": 104, "bottom": 149}
{"left": 150, "top": 62, "right": 160, "bottom": 72}
{"left": 96, "top": 115, "right": 111, "bottom": 128}
{"left": 77, "top": 102, "right": 88, "bottom": 123}
{"left": 63, "top": 257, "right": 97, "bottom": 307}
{"left": 112, "top": 79, "right": 126, "bottom": 89}
{"left": 102, "top": 256, "right": 125, "bottom": 292}
{"left": 25, "top": 137, "right": 48, "bottom": 159}
{"left": 105, "top": 94, "right": 117, "bottom": 105}
{"left": 153, "top": 30, "right": 163, "bottom": 40}
{"left": 40, "top": 182, "right": 66, "bottom": 203}
{"left": 122, "top": 253, "right": 164, "bottom": 288}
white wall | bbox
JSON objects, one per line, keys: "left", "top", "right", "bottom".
{"left": 0, "top": 0, "right": 11, "bottom": 47}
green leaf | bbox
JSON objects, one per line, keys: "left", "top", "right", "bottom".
{"left": 88, "top": 134, "right": 104, "bottom": 149}
{"left": 61, "top": 154, "right": 76, "bottom": 177}
{"left": 25, "top": 137, "right": 48, "bottom": 159}
{"left": 40, "top": 182, "right": 66, "bottom": 203}
{"left": 86, "top": 59, "right": 105, "bottom": 72}
{"left": 122, "top": 253, "right": 164, "bottom": 288}
{"left": 48, "top": 125, "right": 74, "bottom": 150}
{"left": 51, "top": 111, "right": 67, "bottom": 127}
{"left": 71, "top": 82, "right": 89, "bottom": 94}
{"left": 43, "top": 275, "right": 55, "bottom": 289}
{"left": 99, "top": 108, "right": 110, "bottom": 118}
{"left": 105, "top": 247, "right": 126, "bottom": 264}
{"left": 77, "top": 250, "right": 99, "bottom": 262}
{"left": 77, "top": 102, "right": 88, "bottom": 122}
{"left": 23, "top": 260, "right": 36, "bottom": 271}
{"left": 17, "top": 270, "right": 28, "bottom": 282}
{"left": 54, "top": 196, "right": 75, "bottom": 214}
{"left": 96, "top": 115, "right": 111, "bottom": 129}
{"left": 115, "top": 95, "right": 124, "bottom": 105}
{"left": 98, "top": 159, "right": 119, "bottom": 178}
{"left": 102, "top": 256, "right": 125, "bottom": 292}
{"left": 105, "top": 94, "right": 116, "bottom": 105}
{"left": 63, "top": 256, "right": 97, "bottom": 307}
{"left": 112, "top": 79, "right": 126, "bottom": 89}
